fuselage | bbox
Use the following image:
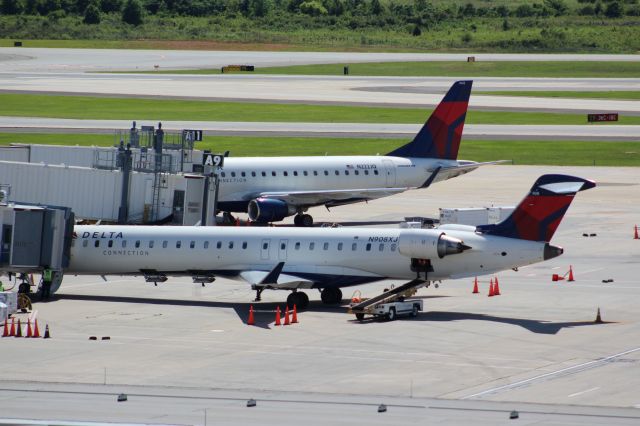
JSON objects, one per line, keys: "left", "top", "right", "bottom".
{"left": 68, "top": 225, "right": 547, "bottom": 288}
{"left": 216, "top": 156, "right": 466, "bottom": 211}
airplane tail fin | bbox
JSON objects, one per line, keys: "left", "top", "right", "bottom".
{"left": 386, "top": 80, "right": 472, "bottom": 160}
{"left": 476, "top": 175, "right": 596, "bottom": 242}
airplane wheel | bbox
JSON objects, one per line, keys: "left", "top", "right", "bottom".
{"left": 300, "top": 214, "right": 313, "bottom": 227}
{"left": 355, "top": 313, "right": 365, "bottom": 321}
{"left": 294, "top": 215, "right": 302, "bottom": 226}
{"left": 412, "top": 305, "right": 419, "bottom": 317}
{"left": 321, "top": 287, "right": 342, "bottom": 304}
{"left": 287, "top": 291, "right": 309, "bottom": 310}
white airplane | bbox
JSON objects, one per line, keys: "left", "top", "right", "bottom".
{"left": 63, "top": 174, "right": 594, "bottom": 309}
{"left": 215, "top": 80, "right": 500, "bottom": 226}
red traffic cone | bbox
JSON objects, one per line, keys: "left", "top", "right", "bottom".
{"left": 247, "top": 305, "right": 255, "bottom": 326}
{"left": 493, "top": 277, "right": 501, "bottom": 296}
{"left": 635, "top": 225, "right": 639, "bottom": 240}
{"left": 488, "top": 278, "right": 495, "bottom": 297}
{"left": 44, "top": 324, "right": 51, "bottom": 339}
{"left": 568, "top": 265, "right": 575, "bottom": 282}
{"left": 26, "top": 320, "right": 32, "bottom": 337}
{"left": 15, "top": 319, "right": 22, "bottom": 337}
{"left": 33, "top": 319, "right": 40, "bottom": 338}
{"left": 291, "top": 305, "right": 298, "bottom": 324}
{"left": 9, "top": 318, "right": 15, "bottom": 336}
{"left": 274, "top": 306, "right": 281, "bottom": 326}
{"left": 2, "top": 320, "right": 9, "bottom": 337}
{"left": 284, "top": 305, "right": 290, "bottom": 325}
{"left": 472, "top": 277, "right": 479, "bottom": 294}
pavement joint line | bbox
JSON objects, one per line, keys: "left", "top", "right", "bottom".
{"left": 568, "top": 387, "right": 600, "bottom": 398}
{"left": 461, "top": 346, "right": 640, "bottom": 399}
{"left": 428, "top": 405, "right": 640, "bottom": 420}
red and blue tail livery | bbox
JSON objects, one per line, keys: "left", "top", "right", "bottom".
{"left": 387, "top": 80, "right": 472, "bottom": 160}
{"left": 477, "top": 175, "right": 596, "bottom": 242}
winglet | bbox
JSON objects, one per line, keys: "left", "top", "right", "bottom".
{"left": 259, "top": 262, "right": 285, "bottom": 285}
{"left": 386, "top": 80, "right": 472, "bottom": 160}
{"left": 477, "top": 175, "right": 596, "bottom": 242}
{"left": 419, "top": 166, "right": 442, "bottom": 189}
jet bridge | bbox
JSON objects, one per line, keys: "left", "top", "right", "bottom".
{"left": 0, "top": 199, "right": 74, "bottom": 279}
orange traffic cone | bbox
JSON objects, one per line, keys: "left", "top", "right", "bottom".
{"left": 635, "top": 225, "right": 639, "bottom": 240}
{"left": 488, "top": 279, "right": 495, "bottom": 297}
{"left": 2, "top": 320, "right": 8, "bottom": 337}
{"left": 493, "top": 277, "right": 501, "bottom": 296}
{"left": 15, "top": 319, "right": 22, "bottom": 337}
{"left": 44, "top": 324, "right": 51, "bottom": 339}
{"left": 472, "top": 277, "right": 479, "bottom": 294}
{"left": 568, "top": 265, "right": 575, "bottom": 282}
{"left": 284, "top": 305, "right": 290, "bottom": 325}
{"left": 26, "top": 320, "right": 32, "bottom": 337}
{"left": 274, "top": 306, "right": 281, "bottom": 326}
{"left": 247, "top": 305, "right": 255, "bottom": 326}
{"left": 33, "top": 319, "right": 40, "bottom": 338}
{"left": 9, "top": 318, "right": 15, "bottom": 336}
{"left": 291, "top": 305, "right": 298, "bottom": 324}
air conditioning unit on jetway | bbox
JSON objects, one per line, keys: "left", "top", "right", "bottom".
{"left": 0, "top": 202, "right": 74, "bottom": 273}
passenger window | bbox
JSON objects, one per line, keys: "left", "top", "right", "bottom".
{"left": 338, "top": 242, "right": 343, "bottom": 251}
{"left": 281, "top": 242, "right": 286, "bottom": 250}
{"left": 162, "top": 240, "right": 168, "bottom": 248}
{"left": 149, "top": 241, "right": 154, "bottom": 248}
{"left": 251, "top": 172, "right": 256, "bottom": 177}
{"left": 323, "top": 242, "right": 329, "bottom": 250}
{"left": 221, "top": 172, "right": 226, "bottom": 177}
{"left": 374, "top": 170, "right": 379, "bottom": 175}
{"left": 135, "top": 240, "right": 140, "bottom": 248}
{"left": 204, "top": 241, "right": 209, "bottom": 249}
{"left": 284, "top": 171, "right": 288, "bottom": 177}
{"left": 313, "top": 171, "right": 318, "bottom": 176}
{"left": 379, "top": 243, "right": 384, "bottom": 252}
{"left": 176, "top": 241, "right": 182, "bottom": 249}
{"left": 261, "top": 171, "right": 266, "bottom": 177}
{"left": 231, "top": 172, "right": 236, "bottom": 177}
{"left": 83, "top": 240, "right": 88, "bottom": 247}
{"left": 352, "top": 243, "right": 357, "bottom": 251}
{"left": 272, "top": 171, "right": 276, "bottom": 177}
{"left": 229, "top": 241, "right": 234, "bottom": 249}
{"left": 293, "top": 171, "right": 298, "bottom": 176}
{"left": 365, "top": 170, "right": 369, "bottom": 175}
{"left": 241, "top": 172, "right": 246, "bottom": 177}
{"left": 335, "top": 170, "right": 339, "bottom": 175}
{"left": 217, "top": 241, "right": 222, "bottom": 249}
{"left": 366, "top": 243, "right": 371, "bottom": 251}
{"left": 309, "top": 242, "right": 315, "bottom": 250}
{"left": 108, "top": 240, "right": 113, "bottom": 248}
{"left": 122, "top": 240, "right": 127, "bottom": 248}
{"left": 95, "top": 240, "right": 100, "bottom": 248}
{"left": 345, "top": 170, "right": 349, "bottom": 175}
{"left": 324, "top": 171, "right": 329, "bottom": 176}
{"left": 391, "top": 243, "right": 397, "bottom": 252}
{"left": 263, "top": 242, "right": 268, "bottom": 250}
{"left": 355, "top": 170, "right": 359, "bottom": 175}
{"left": 295, "top": 242, "right": 300, "bottom": 250}
{"left": 190, "top": 241, "right": 195, "bottom": 249}
{"left": 303, "top": 171, "right": 308, "bottom": 176}
{"left": 242, "top": 242, "right": 247, "bottom": 249}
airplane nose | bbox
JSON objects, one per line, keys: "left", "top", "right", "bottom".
{"left": 544, "top": 243, "right": 564, "bottom": 260}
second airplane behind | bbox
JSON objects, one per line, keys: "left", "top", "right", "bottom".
{"left": 215, "top": 80, "right": 501, "bottom": 226}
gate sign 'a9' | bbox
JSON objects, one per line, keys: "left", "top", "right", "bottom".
{"left": 203, "top": 153, "right": 224, "bottom": 167}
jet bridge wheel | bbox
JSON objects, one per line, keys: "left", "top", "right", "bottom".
{"left": 321, "top": 287, "right": 342, "bottom": 305}
{"left": 287, "top": 291, "right": 309, "bottom": 310}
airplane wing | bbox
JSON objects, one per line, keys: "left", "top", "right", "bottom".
{"left": 240, "top": 271, "right": 313, "bottom": 289}
{"left": 256, "top": 187, "right": 408, "bottom": 208}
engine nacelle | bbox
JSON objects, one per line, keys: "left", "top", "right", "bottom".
{"left": 248, "top": 198, "right": 296, "bottom": 222}
{"left": 398, "top": 229, "right": 470, "bottom": 259}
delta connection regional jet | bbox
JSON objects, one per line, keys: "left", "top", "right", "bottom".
{"left": 65, "top": 174, "right": 595, "bottom": 309}
{"left": 214, "top": 80, "right": 502, "bottom": 226}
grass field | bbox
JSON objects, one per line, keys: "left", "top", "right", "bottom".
{"left": 1, "top": 133, "right": 638, "bottom": 167}
{"left": 3, "top": 94, "right": 640, "bottom": 125}
{"left": 478, "top": 91, "right": 640, "bottom": 100}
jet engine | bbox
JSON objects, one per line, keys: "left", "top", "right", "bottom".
{"left": 248, "top": 198, "right": 297, "bottom": 222}
{"left": 398, "top": 229, "right": 470, "bottom": 259}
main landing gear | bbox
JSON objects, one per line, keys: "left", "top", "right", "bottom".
{"left": 320, "top": 287, "right": 342, "bottom": 305}
{"left": 293, "top": 214, "right": 313, "bottom": 227}
{"left": 287, "top": 291, "right": 309, "bottom": 310}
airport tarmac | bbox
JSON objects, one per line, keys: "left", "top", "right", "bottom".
{"left": 1, "top": 165, "right": 639, "bottom": 425}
